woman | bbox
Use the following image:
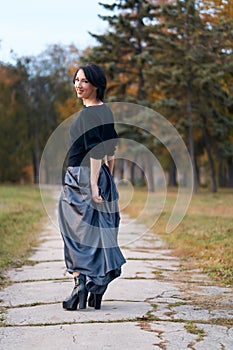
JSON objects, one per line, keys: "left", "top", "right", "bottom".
{"left": 58, "top": 63, "right": 126, "bottom": 310}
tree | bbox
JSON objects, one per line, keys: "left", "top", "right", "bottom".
{"left": 16, "top": 44, "right": 80, "bottom": 183}
{"left": 82, "top": 0, "right": 165, "bottom": 104}
{"left": 0, "top": 63, "right": 31, "bottom": 182}
{"left": 148, "top": 0, "right": 233, "bottom": 192}
{"left": 0, "top": 44, "right": 81, "bottom": 183}
{"left": 80, "top": 0, "right": 233, "bottom": 192}
{"left": 81, "top": 0, "right": 170, "bottom": 191}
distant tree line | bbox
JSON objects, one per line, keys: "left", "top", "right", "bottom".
{"left": 0, "top": 0, "right": 232, "bottom": 193}
{"left": 0, "top": 45, "right": 80, "bottom": 183}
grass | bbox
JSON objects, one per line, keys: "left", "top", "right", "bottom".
{"left": 184, "top": 322, "right": 206, "bottom": 341}
{"left": 118, "top": 186, "right": 233, "bottom": 286}
{"left": 0, "top": 185, "right": 49, "bottom": 285}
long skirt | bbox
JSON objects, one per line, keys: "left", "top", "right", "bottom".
{"left": 58, "top": 163, "right": 126, "bottom": 294}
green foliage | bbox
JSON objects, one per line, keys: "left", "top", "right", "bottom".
{"left": 81, "top": 0, "right": 233, "bottom": 191}
{"left": 0, "top": 65, "right": 31, "bottom": 182}
{"left": 83, "top": 0, "right": 162, "bottom": 103}
{"left": 0, "top": 44, "right": 79, "bottom": 183}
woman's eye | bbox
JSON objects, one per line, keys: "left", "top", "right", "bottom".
{"left": 74, "top": 79, "right": 89, "bottom": 84}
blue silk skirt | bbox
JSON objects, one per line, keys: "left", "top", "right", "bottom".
{"left": 58, "top": 163, "right": 126, "bottom": 294}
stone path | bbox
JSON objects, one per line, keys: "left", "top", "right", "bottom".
{"left": 0, "top": 210, "right": 233, "bottom": 349}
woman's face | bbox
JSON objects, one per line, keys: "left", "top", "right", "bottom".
{"left": 73, "top": 69, "right": 97, "bottom": 100}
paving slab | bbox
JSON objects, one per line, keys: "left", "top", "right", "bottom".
{"left": 160, "top": 268, "right": 213, "bottom": 284}
{"left": 123, "top": 247, "right": 180, "bottom": 259}
{"left": 37, "top": 221, "right": 60, "bottom": 239}
{"left": 6, "top": 261, "right": 68, "bottom": 282}
{"left": 191, "top": 285, "right": 233, "bottom": 296}
{"left": 4, "top": 301, "right": 151, "bottom": 326}
{"left": 28, "top": 247, "right": 64, "bottom": 262}
{"left": 104, "top": 278, "right": 179, "bottom": 301}
{"left": 172, "top": 304, "right": 233, "bottom": 321}
{"left": 35, "top": 238, "right": 64, "bottom": 250}
{"left": 152, "top": 303, "right": 233, "bottom": 322}
{"left": 193, "top": 324, "right": 233, "bottom": 350}
{"left": 122, "top": 248, "right": 179, "bottom": 261}
{"left": 0, "top": 322, "right": 160, "bottom": 350}
{"left": 0, "top": 280, "right": 69, "bottom": 307}
{"left": 121, "top": 259, "right": 179, "bottom": 279}
{"left": 149, "top": 322, "right": 233, "bottom": 350}
{"left": 118, "top": 222, "right": 167, "bottom": 248}
{"left": 0, "top": 278, "right": 179, "bottom": 307}
{"left": 122, "top": 237, "right": 167, "bottom": 249}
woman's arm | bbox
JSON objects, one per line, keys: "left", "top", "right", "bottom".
{"left": 106, "top": 155, "right": 115, "bottom": 175}
{"left": 90, "top": 157, "right": 103, "bottom": 203}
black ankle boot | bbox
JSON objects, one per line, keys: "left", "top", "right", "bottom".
{"left": 63, "top": 274, "right": 88, "bottom": 310}
{"left": 88, "top": 292, "right": 95, "bottom": 307}
{"left": 88, "top": 293, "right": 103, "bottom": 310}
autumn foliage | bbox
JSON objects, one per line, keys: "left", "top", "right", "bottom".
{"left": 0, "top": 1, "right": 232, "bottom": 192}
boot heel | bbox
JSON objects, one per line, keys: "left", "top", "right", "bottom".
{"left": 78, "top": 289, "right": 88, "bottom": 309}
{"left": 94, "top": 294, "right": 103, "bottom": 310}
{"left": 88, "top": 293, "right": 95, "bottom": 307}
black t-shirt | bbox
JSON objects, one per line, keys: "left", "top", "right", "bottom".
{"left": 68, "top": 104, "right": 118, "bottom": 166}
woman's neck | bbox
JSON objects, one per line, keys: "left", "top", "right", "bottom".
{"left": 83, "top": 98, "right": 103, "bottom": 107}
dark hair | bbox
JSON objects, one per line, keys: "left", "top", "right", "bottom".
{"left": 73, "top": 63, "right": 107, "bottom": 101}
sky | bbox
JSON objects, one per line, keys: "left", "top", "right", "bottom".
{"left": 0, "top": 0, "right": 113, "bottom": 63}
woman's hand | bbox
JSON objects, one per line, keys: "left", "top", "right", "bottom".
{"left": 90, "top": 158, "right": 103, "bottom": 203}
{"left": 91, "top": 183, "right": 103, "bottom": 203}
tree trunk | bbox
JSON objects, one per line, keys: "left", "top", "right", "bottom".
{"left": 136, "top": 2, "right": 146, "bottom": 101}
{"left": 227, "top": 157, "right": 233, "bottom": 187}
{"left": 187, "top": 81, "right": 198, "bottom": 193}
{"left": 218, "top": 158, "right": 227, "bottom": 187}
{"left": 130, "top": 160, "right": 136, "bottom": 186}
{"left": 201, "top": 114, "right": 217, "bottom": 192}
{"left": 144, "top": 153, "right": 155, "bottom": 192}
{"left": 32, "top": 130, "right": 40, "bottom": 184}
{"left": 168, "top": 158, "right": 177, "bottom": 187}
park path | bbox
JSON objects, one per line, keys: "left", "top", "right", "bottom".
{"left": 0, "top": 199, "right": 233, "bottom": 349}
